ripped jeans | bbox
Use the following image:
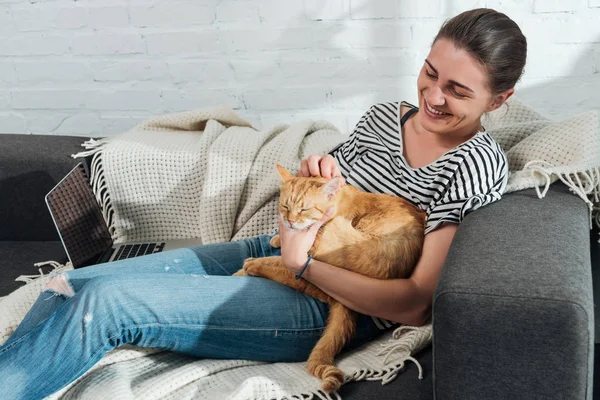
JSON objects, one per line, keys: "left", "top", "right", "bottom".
{"left": 0, "top": 234, "right": 383, "bottom": 399}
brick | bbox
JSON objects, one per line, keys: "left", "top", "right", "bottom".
{"left": 305, "top": 0, "right": 350, "bottom": 21}
{"left": 101, "top": 114, "right": 152, "bottom": 136}
{"left": 145, "top": 31, "right": 221, "bottom": 54}
{"left": 130, "top": 3, "right": 214, "bottom": 27}
{"left": 0, "top": 61, "right": 16, "bottom": 85}
{"left": 54, "top": 113, "right": 102, "bottom": 136}
{"left": 257, "top": 111, "right": 325, "bottom": 129}
{"left": 88, "top": 6, "right": 129, "bottom": 29}
{"left": 533, "top": 0, "right": 586, "bottom": 13}
{"left": 256, "top": 0, "right": 305, "bottom": 24}
{"left": 71, "top": 33, "right": 145, "bottom": 55}
{"left": 0, "top": 90, "right": 9, "bottom": 109}
{"left": 552, "top": 17, "right": 600, "bottom": 43}
{"left": 161, "top": 89, "right": 242, "bottom": 112}
{"left": 228, "top": 57, "right": 278, "bottom": 81}
{"left": 329, "top": 77, "right": 415, "bottom": 110}
{"left": 86, "top": 90, "right": 164, "bottom": 111}
{"left": 26, "top": 112, "right": 102, "bottom": 135}
{"left": 216, "top": 1, "right": 260, "bottom": 23}
{"left": 0, "top": 34, "right": 70, "bottom": 56}
{"left": 525, "top": 44, "right": 594, "bottom": 78}
{"left": 15, "top": 61, "right": 92, "bottom": 83}
{"left": 315, "top": 21, "right": 412, "bottom": 49}
{"left": 350, "top": 0, "right": 396, "bottom": 20}
{"left": 278, "top": 50, "right": 419, "bottom": 84}
{"left": 92, "top": 61, "right": 169, "bottom": 82}
{"left": 397, "top": 0, "right": 443, "bottom": 18}
{"left": 168, "top": 60, "right": 235, "bottom": 83}
{"left": 12, "top": 5, "right": 87, "bottom": 32}
{"left": 219, "top": 27, "right": 315, "bottom": 52}
{"left": 411, "top": 20, "right": 445, "bottom": 48}
{"left": 443, "top": 0, "right": 486, "bottom": 15}
{"left": 0, "top": 6, "right": 15, "bottom": 35}
{"left": 0, "top": 113, "right": 26, "bottom": 134}
{"left": 486, "top": 0, "right": 533, "bottom": 13}
{"left": 516, "top": 75, "right": 600, "bottom": 119}
{"left": 11, "top": 90, "right": 87, "bottom": 110}
{"left": 242, "top": 87, "right": 327, "bottom": 110}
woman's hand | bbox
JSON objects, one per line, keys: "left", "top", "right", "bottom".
{"left": 277, "top": 208, "right": 334, "bottom": 274}
{"left": 298, "top": 154, "right": 342, "bottom": 179}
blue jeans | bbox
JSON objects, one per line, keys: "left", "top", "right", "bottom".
{"left": 0, "top": 234, "right": 384, "bottom": 399}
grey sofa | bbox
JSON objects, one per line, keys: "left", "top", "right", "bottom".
{"left": 0, "top": 133, "right": 595, "bottom": 399}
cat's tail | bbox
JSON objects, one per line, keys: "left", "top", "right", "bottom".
{"left": 306, "top": 301, "right": 357, "bottom": 392}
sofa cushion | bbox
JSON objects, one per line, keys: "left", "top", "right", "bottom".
{"left": 0, "top": 134, "right": 88, "bottom": 241}
{"left": 0, "top": 241, "right": 67, "bottom": 297}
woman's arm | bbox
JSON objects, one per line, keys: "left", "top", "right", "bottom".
{"left": 280, "top": 220, "right": 458, "bottom": 326}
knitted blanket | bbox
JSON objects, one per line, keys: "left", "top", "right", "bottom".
{"left": 485, "top": 97, "right": 600, "bottom": 227}
{"left": 1, "top": 96, "right": 598, "bottom": 399}
{"left": 0, "top": 106, "right": 434, "bottom": 400}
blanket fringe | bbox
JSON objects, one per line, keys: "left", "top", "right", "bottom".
{"left": 15, "top": 261, "right": 72, "bottom": 284}
{"left": 72, "top": 138, "right": 118, "bottom": 240}
{"left": 274, "top": 390, "right": 341, "bottom": 400}
{"left": 523, "top": 160, "right": 600, "bottom": 233}
{"left": 71, "top": 138, "right": 111, "bottom": 159}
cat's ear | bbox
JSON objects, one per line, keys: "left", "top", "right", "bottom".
{"left": 321, "top": 177, "right": 343, "bottom": 200}
{"left": 276, "top": 164, "right": 295, "bottom": 182}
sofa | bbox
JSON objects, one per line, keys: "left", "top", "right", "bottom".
{"left": 0, "top": 133, "right": 595, "bottom": 399}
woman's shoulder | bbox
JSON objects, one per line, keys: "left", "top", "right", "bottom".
{"left": 456, "top": 131, "right": 508, "bottom": 178}
{"left": 365, "top": 101, "right": 399, "bottom": 114}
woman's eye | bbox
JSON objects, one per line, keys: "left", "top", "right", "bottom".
{"left": 425, "top": 70, "right": 436, "bottom": 79}
{"left": 281, "top": 205, "right": 289, "bottom": 209}
{"left": 451, "top": 88, "right": 467, "bottom": 98}
{"left": 300, "top": 208, "right": 310, "bottom": 212}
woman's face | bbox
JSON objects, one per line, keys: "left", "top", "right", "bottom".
{"left": 415, "top": 38, "right": 511, "bottom": 138}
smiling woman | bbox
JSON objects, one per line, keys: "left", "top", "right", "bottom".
{"left": 0, "top": 7, "right": 528, "bottom": 399}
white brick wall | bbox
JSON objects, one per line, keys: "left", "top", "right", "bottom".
{"left": 0, "top": 0, "right": 599, "bottom": 136}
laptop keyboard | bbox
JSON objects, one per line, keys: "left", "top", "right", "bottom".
{"left": 114, "top": 243, "right": 166, "bottom": 260}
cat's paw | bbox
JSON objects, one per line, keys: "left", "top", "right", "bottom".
{"left": 232, "top": 269, "right": 248, "bottom": 277}
{"left": 241, "top": 257, "right": 264, "bottom": 277}
{"left": 269, "top": 235, "right": 281, "bottom": 248}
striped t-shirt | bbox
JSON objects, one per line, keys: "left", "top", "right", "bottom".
{"left": 328, "top": 101, "right": 509, "bottom": 330}
{"left": 329, "top": 101, "right": 508, "bottom": 235}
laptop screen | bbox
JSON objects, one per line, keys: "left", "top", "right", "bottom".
{"left": 45, "top": 162, "right": 113, "bottom": 268}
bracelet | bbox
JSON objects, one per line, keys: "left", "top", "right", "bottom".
{"left": 294, "top": 255, "right": 313, "bottom": 280}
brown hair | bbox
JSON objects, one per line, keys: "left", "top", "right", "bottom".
{"left": 433, "top": 8, "right": 527, "bottom": 95}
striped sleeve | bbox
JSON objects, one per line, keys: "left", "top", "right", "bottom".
{"left": 425, "top": 145, "right": 509, "bottom": 235}
{"left": 328, "top": 108, "right": 373, "bottom": 178}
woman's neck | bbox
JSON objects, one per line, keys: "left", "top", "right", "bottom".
{"left": 410, "top": 113, "right": 482, "bottom": 149}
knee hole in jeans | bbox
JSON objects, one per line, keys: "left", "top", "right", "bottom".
{"left": 44, "top": 273, "right": 75, "bottom": 297}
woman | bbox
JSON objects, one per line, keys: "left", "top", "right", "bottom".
{"left": 0, "top": 8, "right": 526, "bottom": 399}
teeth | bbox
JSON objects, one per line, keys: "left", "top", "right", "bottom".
{"left": 426, "top": 101, "right": 447, "bottom": 115}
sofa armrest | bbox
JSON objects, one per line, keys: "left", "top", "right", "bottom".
{"left": 0, "top": 134, "right": 91, "bottom": 241}
{"left": 432, "top": 182, "right": 594, "bottom": 400}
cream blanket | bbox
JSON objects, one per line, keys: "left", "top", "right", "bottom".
{"left": 1, "top": 96, "right": 599, "bottom": 399}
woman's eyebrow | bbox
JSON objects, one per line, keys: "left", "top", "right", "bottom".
{"left": 425, "top": 59, "right": 475, "bottom": 93}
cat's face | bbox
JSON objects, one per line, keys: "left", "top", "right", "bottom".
{"left": 276, "top": 165, "right": 341, "bottom": 230}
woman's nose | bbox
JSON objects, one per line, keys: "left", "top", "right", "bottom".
{"left": 427, "top": 85, "right": 445, "bottom": 106}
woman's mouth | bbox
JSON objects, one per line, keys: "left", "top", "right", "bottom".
{"left": 423, "top": 99, "right": 452, "bottom": 119}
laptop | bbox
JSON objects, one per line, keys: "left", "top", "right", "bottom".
{"left": 45, "top": 162, "right": 204, "bottom": 268}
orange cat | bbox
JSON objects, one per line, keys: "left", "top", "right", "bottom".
{"left": 233, "top": 164, "right": 425, "bottom": 392}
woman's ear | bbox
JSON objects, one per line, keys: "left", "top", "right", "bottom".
{"left": 486, "top": 88, "right": 514, "bottom": 112}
